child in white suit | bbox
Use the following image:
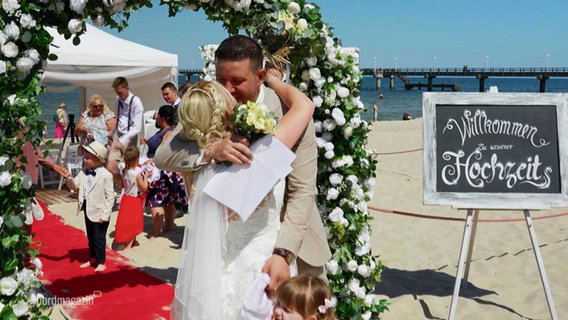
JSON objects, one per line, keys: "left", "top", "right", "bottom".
{"left": 65, "top": 141, "right": 114, "bottom": 272}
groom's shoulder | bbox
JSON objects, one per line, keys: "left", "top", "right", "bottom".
{"left": 154, "top": 123, "right": 201, "bottom": 171}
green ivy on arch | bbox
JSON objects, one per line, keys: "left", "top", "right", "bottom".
{"left": 0, "top": 0, "right": 388, "bottom": 318}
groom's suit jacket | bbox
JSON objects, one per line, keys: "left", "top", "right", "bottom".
{"left": 154, "top": 85, "right": 331, "bottom": 267}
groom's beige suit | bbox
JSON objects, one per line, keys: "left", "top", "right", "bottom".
{"left": 154, "top": 86, "right": 331, "bottom": 268}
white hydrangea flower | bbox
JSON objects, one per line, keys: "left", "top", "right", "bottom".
{"left": 326, "top": 260, "right": 339, "bottom": 274}
{"left": 0, "top": 276, "right": 17, "bottom": 296}
{"left": 362, "top": 311, "right": 372, "bottom": 320}
{"left": 67, "top": 19, "right": 83, "bottom": 34}
{"left": 346, "top": 175, "right": 358, "bottom": 185}
{"left": 69, "top": 0, "right": 87, "bottom": 14}
{"left": 12, "top": 301, "right": 29, "bottom": 317}
{"left": 324, "top": 142, "right": 334, "bottom": 152}
{"left": 336, "top": 86, "right": 350, "bottom": 98}
{"left": 0, "top": 171, "right": 12, "bottom": 187}
{"left": 17, "top": 269, "right": 35, "bottom": 288}
{"left": 326, "top": 187, "right": 339, "bottom": 200}
{"left": 329, "top": 173, "right": 343, "bottom": 186}
{"left": 314, "top": 77, "right": 326, "bottom": 88}
{"left": 16, "top": 57, "right": 34, "bottom": 77}
{"left": 358, "top": 264, "right": 371, "bottom": 277}
{"left": 298, "top": 82, "right": 308, "bottom": 91}
{"left": 347, "top": 278, "right": 360, "bottom": 293}
{"left": 324, "top": 150, "right": 335, "bottom": 159}
{"left": 347, "top": 260, "right": 358, "bottom": 272}
{"left": 364, "top": 294, "right": 375, "bottom": 307}
{"left": 19, "top": 14, "right": 37, "bottom": 29}
{"left": 2, "top": 0, "right": 20, "bottom": 13}
{"left": 350, "top": 115, "right": 362, "bottom": 128}
{"left": 1, "top": 42, "right": 19, "bottom": 58}
{"left": 288, "top": 1, "right": 301, "bottom": 14}
{"left": 24, "top": 49, "right": 40, "bottom": 64}
{"left": 312, "top": 95, "right": 323, "bottom": 107}
{"left": 331, "top": 108, "right": 345, "bottom": 126}
{"left": 315, "top": 137, "right": 327, "bottom": 148}
{"left": 5, "top": 21, "right": 20, "bottom": 40}
{"left": 308, "top": 67, "right": 321, "bottom": 81}
{"left": 300, "top": 69, "right": 311, "bottom": 81}
{"left": 328, "top": 207, "right": 344, "bottom": 223}
{"left": 306, "top": 56, "right": 317, "bottom": 67}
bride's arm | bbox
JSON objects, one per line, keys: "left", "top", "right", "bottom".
{"left": 264, "top": 71, "right": 315, "bottom": 149}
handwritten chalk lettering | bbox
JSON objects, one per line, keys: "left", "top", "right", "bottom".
{"left": 441, "top": 149, "right": 552, "bottom": 189}
{"left": 442, "top": 109, "right": 550, "bottom": 148}
{"left": 490, "top": 144, "right": 513, "bottom": 150}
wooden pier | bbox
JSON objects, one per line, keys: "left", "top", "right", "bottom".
{"left": 363, "top": 67, "right": 568, "bottom": 92}
{"left": 179, "top": 67, "right": 568, "bottom": 92}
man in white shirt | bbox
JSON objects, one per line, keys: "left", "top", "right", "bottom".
{"left": 161, "top": 82, "right": 181, "bottom": 110}
{"left": 107, "top": 76, "right": 144, "bottom": 184}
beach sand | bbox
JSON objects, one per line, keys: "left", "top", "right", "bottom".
{"left": 45, "top": 119, "right": 567, "bottom": 319}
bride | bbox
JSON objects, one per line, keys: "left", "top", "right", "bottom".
{"left": 171, "top": 75, "right": 315, "bottom": 319}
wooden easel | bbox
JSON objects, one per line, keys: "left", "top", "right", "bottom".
{"left": 448, "top": 209, "right": 558, "bottom": 320}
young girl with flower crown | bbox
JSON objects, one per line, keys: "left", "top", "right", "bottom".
{"left": 272, "top": 274, "right": 338, "bottom": 320}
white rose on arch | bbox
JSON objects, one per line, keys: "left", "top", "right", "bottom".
{"left": 67, "top": 19, "right": 83, "bottom": 34}
{"left": 1, "top": 42, "right": 19, "bottom": 58}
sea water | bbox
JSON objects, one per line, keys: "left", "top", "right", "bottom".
{"left": 36, "top": 76, "right": 568, "bottom": 138}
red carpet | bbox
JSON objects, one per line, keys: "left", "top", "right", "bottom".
{"left": 32, "top": 201, "right": 173, "bottom": 319}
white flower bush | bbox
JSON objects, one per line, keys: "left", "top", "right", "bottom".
{"left": 2, "top": 0, "right": 387, "bottom": 318}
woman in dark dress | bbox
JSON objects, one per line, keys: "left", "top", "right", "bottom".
{"left": 140, "top": 105, "right": 188, "bottom": 238}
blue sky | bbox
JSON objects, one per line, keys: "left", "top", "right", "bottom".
{"left": 102, "top": 0, "right": 568, "bottom": 69}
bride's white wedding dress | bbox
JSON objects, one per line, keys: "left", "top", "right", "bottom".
{"left": 171, "top": 164, "right": 285, "bottom": 319}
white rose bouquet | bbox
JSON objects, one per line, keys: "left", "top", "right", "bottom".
{"left": 230, "top": 101, "right": 277, "bottom": 143}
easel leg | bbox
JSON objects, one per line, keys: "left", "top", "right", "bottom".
{"left": 448, "top": 209, "right": 475, "bottom": 320}
{"left": 462, "top": 209, "right": 479, "bottom": 288}
{"left": 524, "top": 210, "right": 558, "bottom": 320}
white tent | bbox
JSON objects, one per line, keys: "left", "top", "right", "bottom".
{"left": 42, "top": 24, "right": 178, "bottom": 127}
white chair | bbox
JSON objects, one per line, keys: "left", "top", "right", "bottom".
{"left": 58, "top": 143, "right": 84, "bottom": 190}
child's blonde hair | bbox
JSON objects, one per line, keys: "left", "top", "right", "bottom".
{"left": 274, "top": 275, "right": 338, "bottom": 320}
{"left": 123, "top": 146, "right": 140, "bottom": 170}
{"left": 177, "top": 81, "right": 234, "bottom": 148}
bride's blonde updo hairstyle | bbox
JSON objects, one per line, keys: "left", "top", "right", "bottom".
{"left": 178, "top": 81, "right": 234, "bottom": 148}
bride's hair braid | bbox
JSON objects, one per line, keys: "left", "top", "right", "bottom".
{"left": 178, "top": 81, "right": 233, "bottom": 148}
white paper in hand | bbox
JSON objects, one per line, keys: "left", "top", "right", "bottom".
{"left": 203, "top": 135, "right": 295, "bottom": 221}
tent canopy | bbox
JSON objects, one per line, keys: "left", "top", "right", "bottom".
{"left": 42, "top": 24, "right": 178, "bottom": 118}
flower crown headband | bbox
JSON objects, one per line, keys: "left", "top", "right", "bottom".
{"left": 318, "top": 298, "right": 335, "bottom": 314}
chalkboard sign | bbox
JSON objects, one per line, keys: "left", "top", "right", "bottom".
{"left": 423, "top": 93, "right": 568, "bottom": 209}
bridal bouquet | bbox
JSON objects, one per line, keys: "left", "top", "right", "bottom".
{"left": 230, "top": 101, "right": 277, "bottom": 143}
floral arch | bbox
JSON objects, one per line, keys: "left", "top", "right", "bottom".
{"left": 0, "top": 0, "right": 388, "bottom": 318}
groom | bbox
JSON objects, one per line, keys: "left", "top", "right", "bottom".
{"left": 154, "top": 35, "right": 331, "bottom": 293}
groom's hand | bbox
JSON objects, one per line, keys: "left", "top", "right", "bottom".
{"left": 262, "top": 255, "right": 290, "bottom": 297}
{"left": 210, "top": 135, "right": 253, "bottom": 165}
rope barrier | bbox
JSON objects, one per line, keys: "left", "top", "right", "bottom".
{"left": 368, "top": 205, "right": 568, "bottom": 223}
{"left": 373, "top": 148, "right": 423, "bottom": 156}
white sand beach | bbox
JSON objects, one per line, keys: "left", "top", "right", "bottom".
{"left": 45, "top": 119, "right": 568, "bottom": 319}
